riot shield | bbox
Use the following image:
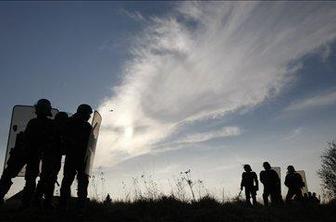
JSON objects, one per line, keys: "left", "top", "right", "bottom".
{"left": 272, "top": 166, "right": 282, "bottom": 198}
{"left": 272, "top": 167, "right": 281, "bottom": 179}
{"left": 84, "top": 111, "right": 102, "bottom": 176}
{"left": 296, "top": 170, "right": 308, "bottom": 194}
{"left": 4, "top": 105, "right": 58, "bottom": 177}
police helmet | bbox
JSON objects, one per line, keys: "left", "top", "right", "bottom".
{"left": 287, "top": 165, "right": 295, "bottom": 172}
{"left": 263, "top": 162, "right": 271, "bottom": 169}
{"left": 34, "top": 99, "right": 52, "bottom": 117}
{"left": 77, "top": 104, "right": 93, "bottom": 115}
{"left": 55, "top": 111, "right": 69, "bottom": 122}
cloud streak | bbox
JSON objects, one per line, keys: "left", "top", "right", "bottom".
{"left": 285, "top": 90, "right": 336, "bottom": 112}
{"left": 96, "top": 2, "right": 336, "bottom": 167}
{"left": 176, "top": 127, "right": 241, "bottom": 144}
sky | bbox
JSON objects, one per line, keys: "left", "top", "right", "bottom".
{"left": 0, "top": 1, "right": 336, "bottom": 200}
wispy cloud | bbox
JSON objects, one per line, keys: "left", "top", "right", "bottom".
{"left": 120, "top": 9, "right": 145, "bottom": 22}
{"left": 282, "top": 127, "right": 304, "bottom": 141}
{"left": 285, "top": 90, "right": 336, "bottom": 112}
{"left": 96, "top": 2, "right": 336, "bottom": 167}
{"left": 176, "top": 127, "right": 241, "bottom": 144}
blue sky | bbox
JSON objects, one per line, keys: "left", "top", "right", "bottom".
{"left": 1, "top": 2, "right": 336, "bottom": 200}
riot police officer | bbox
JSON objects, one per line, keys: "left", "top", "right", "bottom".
{"left": 240, "top": 164, "right": 258, "bottom": 206}
{"left": 60, "top": 104, "right": 93, "bottom": 209}
{"left": 285, "top": 165, "right": 305, "bottom": 203}
{"left": 260, "top": 162, "right": 282, "bottom": 206}
{"left": 21, "top": 99, "right": 55, "bottom": 208}
{"left": 34, "top": 112, "right": 69, "bottom": 208}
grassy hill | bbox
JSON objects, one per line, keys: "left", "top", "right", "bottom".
{"left": 0, "top": 196, "right": 335, "bottom": 222}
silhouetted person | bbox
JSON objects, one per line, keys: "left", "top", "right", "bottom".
{"left": 307, "top": 192, "right": 313, "bottom": 203}
{"left": 21, "top": 99, "right": 55, "bottom": 208}
{"left": 34, "top": 112, "right": 69, "bottom": 208}
{"left": 285, "top": 165, "right": 304, "bottom": 203}
{"left": 312, "top": 192, "right": 320, "bottom": 204}
{"left": 303, "top": 193, "right": 308, "bottom": 202}
{"left": 0, "top": 125, "right": 26, "bottom": 204}
{"left": 60, "top": 104, "right": 93, "bottom": 209}
{"left": 260, "top": 162, "right": 282, "bottom": 206}
{"left": 240, "top": 164, "right": 258, "bottom": 206}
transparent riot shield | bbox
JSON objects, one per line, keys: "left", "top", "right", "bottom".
{"left": 84, "top": 111, "right": 102, "bottom": 176}
{"left": 272, "top": 167, "right": 281, "bottom": 180}
{"left": 4, "top": 105, "right": 58, "bottom": 177}
{"left": 296, "top": 170, "right": 308, "bottom": 194}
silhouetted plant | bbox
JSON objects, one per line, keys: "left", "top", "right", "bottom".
{"left": 132, "top": 177, "right": 143, "bottom": 200}
{"left": 173, "top": 175, "right": 188, "bottom": 201}
{"left": 90, "top": 175, "right": 99, "bottom": 200}
{"left": 103, "top": 193, "right": 112, "bottom": 205}
{"left": 121, "top": 181, "right": 131, "bottom": 202}
{"left": 318, "top": 141, "right": 336, "bottom": 200}
{"left": 195, "top": 179, "right": 208, "bottom": 200}
{"left": 180, "top": 169, "right": 196, "bottom": 201}
{"left": 89, "top": 167, "right": 107, "bottom": 201}
{"left": 140, "top": 174, "right": 161, "bottom": 199}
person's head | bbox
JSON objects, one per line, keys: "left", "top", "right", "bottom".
{"left": 313, "top": 192, "right": 317, "bottom": 197}
{"left": 34, "top": 99, "right": 52, "bottom": 117}
{"left": 287, "top": 165, "right": 295, "bottom": 173}
{"left": 76, "top": 104, "right": 93, "bottom": 121}
{"left": 263, "top": 162, "right": 271, "bottom": 170}
{"left": 243, "top": 164, "right": 252, "bottom": 172}
{"left": 308, "top": 192, "right": 312, "bottom": 197}
{"left": 55, "top": 112, "right": 69, "bottom": 123}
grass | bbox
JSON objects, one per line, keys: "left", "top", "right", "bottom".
{"left": 1, "top": 170, "right": 333, "bottom": 222}
{"left": 0, "top": 196, "right": 335, "bottom": 222}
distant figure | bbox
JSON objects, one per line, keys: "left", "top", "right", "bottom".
{"left": 260, "top": 162, "right": 282, "bottom": 206}
{"left": 34, "top": 112, "right": 69, "bottom": 208}
{"left": 60, "top": 104, "right": 93, "bottom": 209}
{"left": 284, "top": 165, "right": 305, "bottom": 203}
{"left": 240, "top": 164, "right": 258, "bottom": 206}
{"left": 312, "top": 192, "right": 320, "bottom": 204}
{"left": 0, "top": 125, "right": 26, "bottom": 204}
{"left": 307, "top": 192, "right": 313, "bottom": 203}
{"left": 21, "top": 99, "right": 55, "bottom": 208}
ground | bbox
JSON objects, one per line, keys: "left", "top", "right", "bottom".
{"left": 0, "top": 197, "right": 335, "bottom": 222}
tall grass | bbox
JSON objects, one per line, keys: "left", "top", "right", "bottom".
{"left": 89, "top": 169, "right": 233, "bottom": 203}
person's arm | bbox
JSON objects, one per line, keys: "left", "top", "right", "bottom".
{"left": 240, "top": 173, "right": 244, "bottom": 190}
{"left": 284, "top": 175, "right": 289, "bottom": 187}
{"left": 260, "top": 171, "right": 264, "bottom": 184}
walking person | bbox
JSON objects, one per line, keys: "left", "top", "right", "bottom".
{"left": 260, "top": 162, "right": 282, "bottom": 206}
{"left": 240, "top": 164, "right": 258, "bottom": 206}
{"left": 285, "top": 165, "right": 305, "bottom": 203}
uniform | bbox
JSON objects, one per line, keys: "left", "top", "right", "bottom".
{"left": 34, "top": 112, "right": 68, "bottom": 207}
{"left": 21, "top": 116, "right": 54, "bottom": 207}
{"left": 260, "top": 169, "right": 282, "bottom": 206}
{"left": 241, "top": 171, "right": 258, "bottom": 205}
{"left": 285, "top": 171, "right": 304, "bottom": 202}
{"left": 60, "top": 113, "right": 92, "bottom": 206}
